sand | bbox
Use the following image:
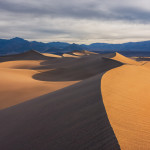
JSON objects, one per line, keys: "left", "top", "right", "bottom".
{"left": 0, "top": 67, "right": 77, "bottom": 109}
{"left": 0, "top": 74, "right": 120, "bottom": 150}
{"left": 72, "top": 50, "right": 98, "bottom": 56}
{"left": 0, "top": 50, "right": 123, "bottom": 149}
{"left": 1, "top": 50, "right": 150, "bottom": 149}
{"left": 101, "top": 54, "right": 150, "bottom": 149}
{"left": 42, "top": 53, "right": 62, "bottom": 58}
{"left": 111, "top": 52, "right": 140, "bottom": 65}
{"left": 0, "top": 60, "right": 43, "bottom": 69}
{"left": 0, "top": 51, "right": 79, "bottom": 109}
{"left": 62, "top": 53, "right": 80, "bottom": 58}
{"left": 0, "top": 51, "right": 121, "bottom": 110}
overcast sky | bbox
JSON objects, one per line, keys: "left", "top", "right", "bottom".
{"left": 1, "top": 0, "right": 150, "bottom": 44}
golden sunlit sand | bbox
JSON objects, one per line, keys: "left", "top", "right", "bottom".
{"left": 111, "top": 52, "right": 140, "bottom": 65}
{"left": 0, "top": 60, "right": 43, "bottom": 69}
{"left": 0, "top": 53, "right": 79, "bottom": 109}
{"left": 42, "top": 53, "right": 62, "bottom": 58}
{"left": 0, "top": 66, "right": 77, "bottom": 109}
{"left": 101, "top": 53, "right": 150, "bottom": 149}
{"left": 62, "top": 53, "right": 80, "bottom": 58}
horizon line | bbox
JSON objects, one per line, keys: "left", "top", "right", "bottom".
{"left": 1, "top": 37, "right": 150, "bottom": 45}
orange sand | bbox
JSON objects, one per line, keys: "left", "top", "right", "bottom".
{"left": 0, "top": 60, "right": 43, "bottom": 69}
{"left": 101, "top": 56, "right": 150, "bottom": 149}
{"left": 62, "top": 54, "right": 80, "bottom": 58}
{"left": 0, "top": 60, "right": 78, "bottom": 109}
{"left": 42, "top": 53, "right": 62, "bottom": 58}
{"left": 111, "top": 52, "right": 140, "bottom": 65}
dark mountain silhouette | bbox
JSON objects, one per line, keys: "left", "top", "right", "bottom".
{"left": 1, "top": 37, "right": 150, "bottom": 56}
{"left": 64, "top": 43, "right": 84, "bottom": 51}
{"left": 0, "top": 37, "right": 69, "bottom": 55}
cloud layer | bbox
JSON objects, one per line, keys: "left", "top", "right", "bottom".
{"left": 1, "top": 0, "right": 150, "bottom": 43}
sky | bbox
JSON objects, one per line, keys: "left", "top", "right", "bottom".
{"left": 1, "top": 0, "right": 150, "bottom": 44}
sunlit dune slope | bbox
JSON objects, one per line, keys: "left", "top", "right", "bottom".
{"left": 42, "top": 53, "right": 62, "bottom": 58}
{"left": 0, "top": 68, "right": 77, "bottom": 109}
{"left": 111, "top": 52, "right": 140, "bottom": 65}
{"left": 101, "top": 64, "right": 150, "bottom": 149}
{"left": 0, "top": 60, "right": 43, "bottom": 69}
{"left": 62, "top": 53, "right": 80, "bottom": 58}
{"left": 71, "top": 50, "right": 98, "bottom": 56}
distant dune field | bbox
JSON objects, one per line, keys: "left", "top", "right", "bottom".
{"left": 0, "top": 50, "right": 150, "bottom": 149}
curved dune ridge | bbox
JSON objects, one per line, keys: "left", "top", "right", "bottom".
{"left": 0, "top": 51, "right": 80, "bottom": 109}
{"left": 0, "top": 51, "right": 121, "bottom": 110}
{"left": 111, "top": 52, "right": 140, "bottom": 65}
{"left": 1, "top": 50, "right": 150, "bottom": 149}
{"left": 0, "top": 74, "right": 121, "bottom": 150}
{"left": 101, "top": 53, "right": 150, "bottom": 149}
{"left": 0, "top": 50, "right": 123, "bottom": 150}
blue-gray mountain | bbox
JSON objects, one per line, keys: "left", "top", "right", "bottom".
{"left": 1, "top": 37, "right": 150, "bottom": 56}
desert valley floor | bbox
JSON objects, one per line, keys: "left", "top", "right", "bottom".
{"left": 0, "top": 50, "right": 150, "bottom": 149}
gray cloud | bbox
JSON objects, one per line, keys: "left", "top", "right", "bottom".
{"left": 1, "top": 0, "right": 150, "bottom": 43}
{"left": 1, "top": 0, "right": 150, "bottom": 22}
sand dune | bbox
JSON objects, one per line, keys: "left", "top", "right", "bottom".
{"left": 111, "top": 52, "right": 140, "bottom": 65}
{"left": 0, "top": 51, "right": 121, "bottom": 109}
{"left": 1, "top": 50, "right": 150, "bottom": 149}
{"left": 62, "top": 53, "right": 80, "bottom": 58}
{"left": 0, "top": 51, "right": 80, "bottom": 109}
{"left": 0, "top": 74, "right": 120, "bottom": 150}
{"left": 42, "top": 53, "right": 62, "bottom": 58}
{"left": 101, "top": 56, "right": 150, "bottom": 149}
{"left": 0, "top": 50, "right": 123, "bottom": 149}
{"left": 0, "top": 50, "right": 52, "bottom": 62}
{"left": 33, "top": 54, "right": 122, "bottom": 81}
{"left": 0, "top": 67, "right": 77, "bottom": 109}
{"left": 0, "top": 60, "right": 43, "bottom": 69}
{"left": 71, "top": 50, "right": 98, "bottom": 56}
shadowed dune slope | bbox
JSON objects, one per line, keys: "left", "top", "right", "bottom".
{"left": 0, "top": 51, "right": 121, "bottom": 109}
{"left": 33, "top": 54, "right": 122, "bottom": 81}
{"left": 0, "top": 50, "right": 52, "bottom": 62}
{"left": 101, "top": 64, "right": 150, "bottom": 149}
{"left": 0, "top": 74, "right": 120, "bottom": 150}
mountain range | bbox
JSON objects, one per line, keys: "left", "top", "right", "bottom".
{"left": 1, "top": 37, "right": 150, "bottom": 55}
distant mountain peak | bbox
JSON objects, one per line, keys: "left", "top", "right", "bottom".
{"left": 11, "top": 37, "right": 25, "bottom": 41}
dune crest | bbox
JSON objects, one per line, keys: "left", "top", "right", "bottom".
{"left": 111, "top": 52, "right": 140, "bottom": 65}
{"left": 0, "top": 60, "right": 43, "bottom": 69}
{"left": 42, "top": 53, "right": 62, "bottom": 58}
